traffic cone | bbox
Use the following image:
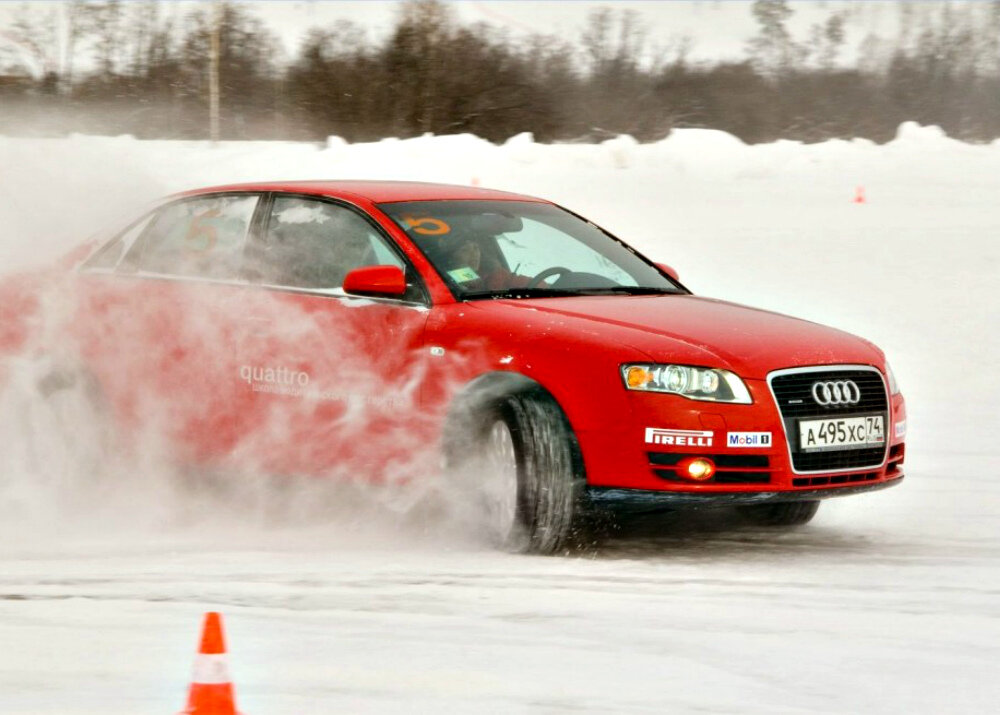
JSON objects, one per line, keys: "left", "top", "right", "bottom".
{"left": 853, "top": 185, "right": 866, "bottom": 204}
{"left": 179, "top": 612, "right": 239, "bottom": 715}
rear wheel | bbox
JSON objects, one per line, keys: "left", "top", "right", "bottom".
{"left": 0, "top": 357, "right": 112, "bottom": 503}
{"left": 738, "top": 500, "right": 820, "bottom": 527}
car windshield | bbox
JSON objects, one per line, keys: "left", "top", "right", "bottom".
{"left": 379, "top": 200, "right": 682, "bottom": 300}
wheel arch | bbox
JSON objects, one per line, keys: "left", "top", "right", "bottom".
{"left": 441, "top": 370, "right": 584, "bottom": 474}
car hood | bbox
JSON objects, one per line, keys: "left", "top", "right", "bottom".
{"left": 480, "top": 294, "right": 883, "bottom": 379}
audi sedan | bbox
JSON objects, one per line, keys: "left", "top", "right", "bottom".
{"left": 3, "top": 181, "right": 906, "bottom": 552}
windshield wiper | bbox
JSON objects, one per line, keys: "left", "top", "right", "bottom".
{"left": 462, "top": 287, "right": 592, "bottom": 300}
{"left": 570, "top": 286, "right": 680, "bottom": 296}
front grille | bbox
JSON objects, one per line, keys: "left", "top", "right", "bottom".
{"left": 789, "top": 446, "right": 886, "bottom": 472}
{"left": 770, "top": 367, "right": 889, "bottom": 473}
{"left": 792, "top": 472, "right": 879, "bottom": 487}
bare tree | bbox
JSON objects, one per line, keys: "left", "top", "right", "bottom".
{"left": 747, "top": 0, "right": 803, "bottom": 76}
{"left": 384, "top": 0, "right": 454, "bottom": 133}
{"left": 84, "top": 0, "right": 127, "bottom": 79}
{"left": 5, "top": 0, "right": 1000, "bottom": 144}
{"left": 6, "top": 3, "right": 60, "bottom": 78}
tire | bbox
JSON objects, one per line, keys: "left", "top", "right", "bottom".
{"left": 0, "top": 357, "right": 112, "bottom": 498}
{"left": 450, "top": 387, "right": 585, "bottom": 554}
{"left": 738, "top": 500, "right": 820, "bottom": 527}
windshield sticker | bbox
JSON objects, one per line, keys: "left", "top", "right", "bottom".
{"left": 448, "top": 266, "right": 480, "bottom": 283}
{"left": 402, "top": 215, "right": 451, "bottom": 236}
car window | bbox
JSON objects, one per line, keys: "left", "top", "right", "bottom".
{"left": 252, "top": 197, "right": 403, "bottom": 291}
{"left": 132, "top": 194, "right": 259, "bottom": 280}
{"left": 380, "top": 200, "right": 678, "bottom": 299}
{"left": 84, "top": 212, "right": 155, "bottom": 271}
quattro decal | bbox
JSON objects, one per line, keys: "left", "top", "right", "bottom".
{"left": 238, "top": 365, "right": 403, "bottom": 407}
{"left": 645, "top": 428, "right": 713, "bottom": 447}
{"left": 727, "top": 432, "right": 772, "bottom": 448}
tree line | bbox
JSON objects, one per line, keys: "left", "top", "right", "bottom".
{"left": 3, "top": 0, "right": 1000, "bottom": 144}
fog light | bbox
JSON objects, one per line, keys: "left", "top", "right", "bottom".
{"left": 679, "top": 457, "right": 716, "bottom": 481}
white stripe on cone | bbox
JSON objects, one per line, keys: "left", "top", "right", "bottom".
{"left": 191, "top": 653, "right": 231, "bottom": 685}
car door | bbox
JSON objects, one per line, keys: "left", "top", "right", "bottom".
{"left": 235, "top": 194, "right": 431, "bottom": 479}
{"left": 77, "top": 192, "right": 263, "bottom": 465}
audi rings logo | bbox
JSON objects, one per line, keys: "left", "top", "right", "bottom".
{"left": 812, "top": 380, "right": 861, "bottom": 406}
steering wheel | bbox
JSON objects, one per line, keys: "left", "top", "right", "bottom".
{"left": 527, "top": 266, "right": 572, "bottom": 289}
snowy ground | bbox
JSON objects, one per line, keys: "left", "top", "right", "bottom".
{"left": 0, "top": 124, "right": 998, "bottom": 712}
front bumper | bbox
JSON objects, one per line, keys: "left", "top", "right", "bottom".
{"left": 587, "top": 474, "right": 903, "bottom": 514}
{"left": 578, "top": 373, "right": 907, "bottom": 497}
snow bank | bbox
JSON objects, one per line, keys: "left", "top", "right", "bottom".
{"left": 4, "top": 122, "right": 1000, "bottom": 272}
{"left": 0, "top": 124, "right": 997, "bottom": 713}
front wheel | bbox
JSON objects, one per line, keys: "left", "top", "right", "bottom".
{"left": 737, "top": 500, "right": 820, "bottom": 527}
{"left": 471, "top": 389, "right": 585, "bottom": 553}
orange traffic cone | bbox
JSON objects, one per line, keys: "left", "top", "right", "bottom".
{"left": 179, "top": 612, "right": 239, "bottom": 715}
{"left": 853, "top": 185, "right": 866, "bottom": 204}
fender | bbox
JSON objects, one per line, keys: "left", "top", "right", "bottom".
{"left": 441, "top": 370, "right": 582, "bottom": 466}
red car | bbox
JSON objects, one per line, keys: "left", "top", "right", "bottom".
{"left": 2, "top": 181, "right": 906, "bottom": 552}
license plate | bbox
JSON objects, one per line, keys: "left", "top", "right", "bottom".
{"left": 798, "top": 415, "right": 885, "bottom": 452}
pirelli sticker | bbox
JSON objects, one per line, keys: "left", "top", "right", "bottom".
{"left": 645, "top": 428, "right": 713, "bottom": 447}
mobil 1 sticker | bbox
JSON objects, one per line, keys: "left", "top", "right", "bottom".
{"left": 727, "top": 432, "right": 772, "bottom": 448}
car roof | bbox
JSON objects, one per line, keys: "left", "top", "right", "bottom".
{"left": 178, "top": 180, "right": 547, "bottom": 204}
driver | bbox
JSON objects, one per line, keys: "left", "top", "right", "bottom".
{"left": 450, "top": 239, "right": 482, "bottom": 276}
{"left": 444, "top": 237, "right": 527, "bottom": 291}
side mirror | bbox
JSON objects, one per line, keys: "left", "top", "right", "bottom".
{"left": 342, "top": 265, "right": 407, "bottom": 298}
{"left": 655, "top": 262, "right": 680, "bottom": 282}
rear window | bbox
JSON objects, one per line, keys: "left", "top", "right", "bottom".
{"left": 130, "top": 194, "right": 259, "bottom": 280}
{"left": 83, "top": 212, "right": 155, "bottom": 271}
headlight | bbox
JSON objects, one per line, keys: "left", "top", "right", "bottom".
{"left": 621, "top": 363, "right": 752, "bottom": 404}
{"left": 885, "top": 361, "right": 900, "bottom": 395}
